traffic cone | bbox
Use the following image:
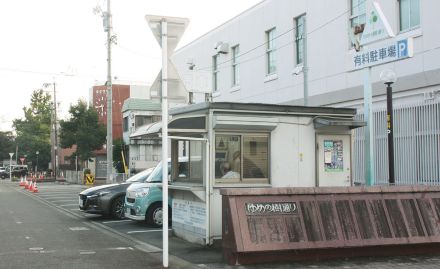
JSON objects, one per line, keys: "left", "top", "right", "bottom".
{"left": 29, "top": 180, "right": 34, "bottom": 192}
{"left": 32, "top": 181, "right": 38, "bottom": 193}
{"left": 19, "top": 176, "right": 25, "bottom": 186}
{"left": 24, "top": 178, "right": 29, "bottom": 189}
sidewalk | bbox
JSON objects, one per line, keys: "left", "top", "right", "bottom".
{"left": 147, "top": 233, "right": 440, "bottom": 269}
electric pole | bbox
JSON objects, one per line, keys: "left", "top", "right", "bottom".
{"left": 104, "top": 0, "right": 113, "bottom": 183}
{"left": 53, "top": 80, "right": 58, "bottom": 181}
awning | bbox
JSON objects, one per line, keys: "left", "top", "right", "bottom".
{"left": 130, "top": 122, "right": 162, "bottom": 139}
{"left": 130, "top": 116, "right": 207, "bottom": 139}
{"left": 313, "top": 117, "right": 366, "bottom": 130}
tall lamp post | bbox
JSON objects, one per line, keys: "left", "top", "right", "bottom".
{"left": 36, "top": 151, "right": 39, "bottom": 174}
{"left": 380, "top": 69, "right": 397, "bottom": 185}
{"left": 9, "top": 153, "right": 14, "bottom": 180}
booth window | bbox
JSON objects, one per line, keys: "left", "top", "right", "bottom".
{"left": 171, "top": 140, "right": 203, "bottom": 184}
{"left": 215, "top": 134, "right": 269, "bottom": 184}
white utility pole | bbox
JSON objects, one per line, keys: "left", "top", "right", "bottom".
{"left": 104, "top": 0, "right": 113, "bottom": 183}
{"left": 53, "top": 80, "right": 58, "bottom": 180}
{"left": 161, "top": 19, "right": 169, "bottom": 268}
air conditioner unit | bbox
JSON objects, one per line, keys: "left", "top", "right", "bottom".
{"left": 215, "top": 42, "right": 229, "bottom": 54}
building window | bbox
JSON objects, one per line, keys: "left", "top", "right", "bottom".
{"left": 232, "top": 45, "right": 240, "bottom": 86}
{"left": 350, "top": 0, "right": 366, "bottom": 34}
{"left": 215, "top": 133, "right": 269, "bottom": 184}
{"left": 212, "top": 55, "right": 219, "bottom": 92}
{"left": 399, "top": 0, "right": 420, "bottom": 31}
{"left": 266, "top": 28, "right": 277, "bottom": 75}
{"left": 123, "top": 116, "right": 128, "bottom": 132}
{"left": 295, "top": 15, "right": 305, "bottom": 65}
{"left": 135, "top": 115, "right": 152, "bottom": 128}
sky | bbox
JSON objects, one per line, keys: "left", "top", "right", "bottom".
{"left": 0, "top": 0, "right": 261, "bottom": 132}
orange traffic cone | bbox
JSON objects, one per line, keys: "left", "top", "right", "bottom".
{"left": 19, "top": 176, "right": 25, "bottom": 186}
{"left": 32, "top": 181, "right": 38, "bottom": 193}
{"left": 29, "top": 180, "right": 34, "bottom": 192}
{"left": 24, "top": 178, "right": 29, "bottom": 189}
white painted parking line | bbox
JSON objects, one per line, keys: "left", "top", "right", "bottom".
{"left": 38, "top": 194, "right": 78, "bottom": 199}
{"left": 127, "top": 229, "right": 171, "bottom": 234}
{"left": 102, "top": 220, "right": 132, "bottom": 224}
{"left": 59, "top": 204, "right": 79, "bottom": 207}
{"left": 46, "top": 199, "right": 78, "bottom": 202}
{"left": 107, "top": 247, "right": 134, "bottom": 250}
{"left": 69, "top": 227, "right": 90, "bottom": 231}
{"left": 79, "top": 251, "right": 96, "bottom": 255}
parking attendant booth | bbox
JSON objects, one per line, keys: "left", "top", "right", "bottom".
{"left": 135, "top": 102, "right": 365, "bottom": 245}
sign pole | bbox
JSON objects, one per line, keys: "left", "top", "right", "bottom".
{"left": 363, "top": 67, "right": 375, "bottom": 186}
{"left": 161, "top": 19, "right": 169, "bottom": 268}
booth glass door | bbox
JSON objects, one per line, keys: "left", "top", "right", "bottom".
{"left": 317, "top": 134, "right": 351, "bottom": 187}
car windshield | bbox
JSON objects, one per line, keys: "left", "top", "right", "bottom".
{"left": 146, "top": 162, "right": 167, "bottom": 183}
{"left": 126, "top": 167, "right": 155, "bottom": 183}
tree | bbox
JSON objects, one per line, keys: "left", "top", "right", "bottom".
{"left": 13, "top": 89, "right": 52, "bottom": 170}
{"left": 0, "top": 131, "right": 15, "bottom": 162}
{"left": 59, "top": 99, "right": 106, "bottom": 162}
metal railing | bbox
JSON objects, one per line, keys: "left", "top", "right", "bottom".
{"left": 353, "top": 99, "right": 440, "bottom": 185}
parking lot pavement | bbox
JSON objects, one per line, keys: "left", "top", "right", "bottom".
{"left": 8, "top": 181, "right": 440, "bottom": 269}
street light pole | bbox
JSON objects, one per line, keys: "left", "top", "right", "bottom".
{"left": 380, "top": 69, "right": 397, "bottom": 185}
{"left": 36, "top": 151, "right": 39, "bottom": 174}
{"left": 386, "top": 82, "right": 395, "bottom": 184}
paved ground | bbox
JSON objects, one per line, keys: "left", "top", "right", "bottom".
{"left": 3, "top": 179, "right": 440, "bottom": 268}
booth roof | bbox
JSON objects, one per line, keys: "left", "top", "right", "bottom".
{"left": 169, "top": 102, "right": 357, "bottom": 116}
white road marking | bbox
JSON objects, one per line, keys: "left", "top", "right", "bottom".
{"left": 29, "top": 247, "right": 44, "bottom": 251}
{"left": 69, "top": 227, "right": 90, "bottom": 231}
{"left": 102, "top": 219, "right": 132, "bottom": 224}
{"left": 46, "top": 199, "right": 78, "bottom": 203}
{"left": 107, "top": 247, "right": 134, "bottom": 250}
{"left": 25, "top": 236, "right": 31, "bottom": 240}
{"left": 59, "top": 204, "right": 79, "bottom": 207}
{"left": 79, "top": 251, "right": 96, "bottom": 255}
{"left": 127, "top": 229, "right": 171, "bottom": 234}
{"left": 16, "top": 221, "right": 22, "bottom": 224}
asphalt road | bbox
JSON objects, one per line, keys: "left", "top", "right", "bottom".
{"left": 3, "top": 180, "right": 440, "bottom": 269}
{"left": 0, "top": 181, "right": 168, "bottom": 269}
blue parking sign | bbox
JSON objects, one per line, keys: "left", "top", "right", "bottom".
{"left": 397, "top": 39, "right": 408, "bottom": 58}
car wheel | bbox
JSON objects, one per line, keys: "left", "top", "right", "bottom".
{"left": 110, "top": 196, "right": 125, "bottom": 219}
{"left": 146, "top": 203, "right": 172, "bottom": 228}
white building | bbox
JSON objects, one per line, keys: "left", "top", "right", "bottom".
{"left": 173, "top": 0, "right": 440, "bottom": 183}
{"left": 173, "top": 0, "right": 439, "bottom": 106}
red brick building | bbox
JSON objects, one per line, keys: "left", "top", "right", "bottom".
{"left": 91, "top": 84, "right": 130, "bottom": 140}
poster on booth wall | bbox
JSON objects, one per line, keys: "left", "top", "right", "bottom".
{"left": 172, "top": 199, "right": 206, "bottom": 231}
{"left": 324, "top": 140, "right": 343, "bottom": 172}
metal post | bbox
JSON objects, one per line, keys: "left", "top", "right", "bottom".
{"left": 303, "top": 16, "right": 308, "bottom": 106}
{"left": 53, "top": 80, "right": 58, "bottom": 181}
{"left": 363, "top": 67, "right": 375, "bottom": 186}
{"left": 36, "top": 151, "right": 39, "bottom": 173}
{"left": 9, "top": 153, "right": 13, "bottom": 180}
{"left": 106, "top": 0, "right": 113, "bottom": 183}
{"left": 386, "top": 83, "right": 395, "bottom": 184}
{"left": 161, "top": 19, "right": 169, "bottom": 268}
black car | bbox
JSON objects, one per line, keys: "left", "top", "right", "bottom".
{"left": 78, "top": 167, "right": 155, "bottom": 219}
{"left": 0, "top": 170, "right": 8, "bottom": 179}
